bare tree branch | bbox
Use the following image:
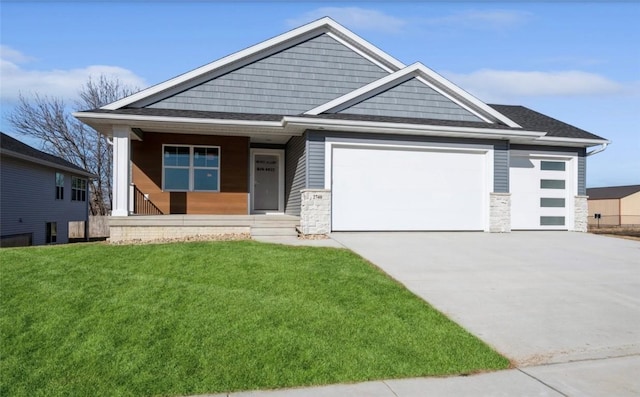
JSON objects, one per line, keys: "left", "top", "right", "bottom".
{"left": 8, "top": 75, "right": 138, "bottom": 215}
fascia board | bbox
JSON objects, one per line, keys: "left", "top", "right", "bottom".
{"left": 416, "top": 64, "right": 521, "bottom": 128}
{"left": 306, "top": 62, "right": 520, "bottom": 128}
{"left": 102, "top": 17, "right": 403, "bottom": 110}
{"left": 282, "top": 116, "right": 545, "bottom": 140}
{"left": 305, "top": 63, "right": 421, "bottom": 115}
{"left": 0, "top": 149, "right": 96, "bottom": 178}
{"left": 536, "top": 136, "right": 611, "bottom": 147}
{"left": 324, "top": 21, "right": 405, "bottom": 71}
{"left": 73, "top": 112, "right": 283, "bottom": 129}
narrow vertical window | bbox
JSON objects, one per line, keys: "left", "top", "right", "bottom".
{"left": 55, "top": 172, "right": 64, "bottom": 200}
{"left": 46, "top": 222, "right": 57, "bottom": 243}
{"left": 72, "top": 177, "right": 87, "bottom": 201}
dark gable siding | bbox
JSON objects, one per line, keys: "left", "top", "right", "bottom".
{"left": 337, "top": 78, "right": 482, "bottom": 122}
{"left": 147, "top": 34, "right": 388, "bottom": 114}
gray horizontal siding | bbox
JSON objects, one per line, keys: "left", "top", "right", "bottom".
{"left": 494, "top": 141, "right": 509, "bottom": 193}
{"left": 284, "top": 135, "right": 306, "bottom": 216}
{"left": 307, "top": 134, "right": 325, "bottom": 189}
{"left": 148, "top": 34, "right": 388, "bottom": 114}
{"left": 306, "top": 130, "right": 502, "bottom": 193}
{"left": 578, "top": 149, "right": 586, "bottom": 196}
{"left": 1, "top": 156, "right": 88, "bottom": 245}
{"left": 338, "top": 78, "right": 482, "bottom": 122}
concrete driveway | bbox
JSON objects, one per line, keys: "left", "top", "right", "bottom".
{"left": 331, "top": 232, "right": 640, "bottom": 366}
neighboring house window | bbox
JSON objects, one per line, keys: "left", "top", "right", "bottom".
{"left": 55, "top": 172, "right": 64, "bottom": 200}
{"left": 72, "top": 177, "right": 87, "bottom": 201}
{"left": 46, "top": 222, "right": 57, "bottom": 243}
{"left": 163, "top": 145, "right": 220, "bottom": 191}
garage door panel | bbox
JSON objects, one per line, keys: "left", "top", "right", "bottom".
{"left": 332, "top": 146, "right": 486, "bottom": 231}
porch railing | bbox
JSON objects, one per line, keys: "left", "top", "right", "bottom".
{"left": 131, "top": 184, "right": 163, "bottom": 215}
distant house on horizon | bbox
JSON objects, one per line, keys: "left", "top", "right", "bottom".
{"left": 587, "top": 185, "right": 640, "bottom": 227}
{"left": 0, "top": 132, "right": 95, "bottom": 247}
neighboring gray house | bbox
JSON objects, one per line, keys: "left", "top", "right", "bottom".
{"left": 0, "top": 132, "right": 94, "bottom": 247}
{"left": 74, "top": 17, "right": 608, "bottom": 241}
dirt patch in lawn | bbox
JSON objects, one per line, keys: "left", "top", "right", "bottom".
{"left": 589, "top": 227, "right": 640, "bottom": 241}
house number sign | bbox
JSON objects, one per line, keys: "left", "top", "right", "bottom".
{"left": 256, "top": 159, "right": 276, "bottom": 173}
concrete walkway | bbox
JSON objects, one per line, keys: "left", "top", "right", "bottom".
{"left": 234, "top": 232, "right": 640, "bottom": 396}
{"left": 197, "top": 355, "right": 639, "bottom": 396}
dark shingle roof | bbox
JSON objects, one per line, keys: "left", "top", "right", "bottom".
{"left": 488, "top": 104, "right": 604, "bottom": 140}
{"left": 79, "top": 104, "right": 605, "bottom": 142}
{"left": 587, "top": 185, "right": 640, "bottom": 200}
{"left": 0, "top": 132, "right": 92, "bottom": 175}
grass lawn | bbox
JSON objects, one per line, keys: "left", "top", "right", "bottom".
{"left": 1, "top": 241, "right": 509, "bottom": 396}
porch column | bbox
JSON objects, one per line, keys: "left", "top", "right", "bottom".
{"left": 111, "top": 125, "right": 131, "bottom": 217}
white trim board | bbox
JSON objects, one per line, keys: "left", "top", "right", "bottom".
{"left": 305, "top": 62, "right": 521, "bottom": 128}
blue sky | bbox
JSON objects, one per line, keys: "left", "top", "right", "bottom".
{"left": 1, "top": 1, "right": 638, "bottom": 187}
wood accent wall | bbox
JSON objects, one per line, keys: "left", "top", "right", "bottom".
{"left": 132, "top": 133, "right": 249, "bottom": 214}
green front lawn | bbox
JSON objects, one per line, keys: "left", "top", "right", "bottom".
{"left": 1, "top": 241, "right": 509, "bottom": 396}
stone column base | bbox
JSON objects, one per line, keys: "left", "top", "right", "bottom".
{"left": 300, "top": 189, "right": 331, "bottom": 235}
{"left": 574, "top": 195, "right": 588, "bottom": 232}
{"left": 490, "top": 192, "right": 511, "bottom": 233}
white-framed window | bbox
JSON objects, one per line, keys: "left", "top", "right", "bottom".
{"left": 55, "top": 172, "right": 64, "bottom": 200}
{"left": 162, "top": 145, "right": 220, "bottom": 192}
{"left": 72, "top": 177, "right": 87, "bottom": 201}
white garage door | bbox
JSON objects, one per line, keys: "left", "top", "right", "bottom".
{"left": 510, "top": 154, "right": 573, "bottom": 230}
{"left": 331, "top": 145, "right": 488, "bottom": 231}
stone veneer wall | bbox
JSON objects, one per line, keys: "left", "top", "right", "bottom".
{"left": 490, "top": 192, "right": 511, "bottom": 233}
{"left": 300, "top": 189, "right": 331, "bottom": 235}
{"left": 574, "top": 195, "right": 588, "bottom": 232}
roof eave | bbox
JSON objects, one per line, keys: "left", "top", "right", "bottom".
{"left": 0, "top": 148, "right": 96, "bottom": 178}
{"left": 535, "top": 136, "right": 611, "bottom": 148}
{"left": 282, "top": 116, "right": 544, "bottom": 141}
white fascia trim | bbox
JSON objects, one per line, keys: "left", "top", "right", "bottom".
{"left": 305, "top": 62, "right": 519, "bottom": 127}
{"left": 536, "top": 136, "right": 611, "bottom": 147}
{"left": 416, "top": 64, "right": 521, "bottom": 128}
{"left": 73, "top": 112, "right": 283, "bottom": 129}
{"left": 0, "top": 149, "right": 96, "bottom": 178}
{"left": 323, "top": 27, "right": 404, "bottom": 72}
{"left": 282, "top": 116, "right": 545, "bottom": 139}
{"left": 305, "top": 63, "right": 421, "bottom": 115}
{"left": 102, "top": 17, "right": 403, "bottom": 111}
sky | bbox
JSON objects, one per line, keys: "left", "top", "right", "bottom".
{"left": 1, "top": 1, "right": 638, "bottom": 188}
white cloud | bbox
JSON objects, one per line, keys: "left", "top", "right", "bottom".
{"left": 286, "top": 7, "right": 407, "bottom": 33}
{"left": 444, "top": 69, "right": 627, "bottom": 102}
{"left": 424, "top": 10, "right": 530, "bottom": 30}
{"left": 0, "top": 46, "right": 147, "bottom": 104}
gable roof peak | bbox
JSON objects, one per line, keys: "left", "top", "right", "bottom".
{"left": 101, "top": 17, "right": 405, "bottom": 111}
